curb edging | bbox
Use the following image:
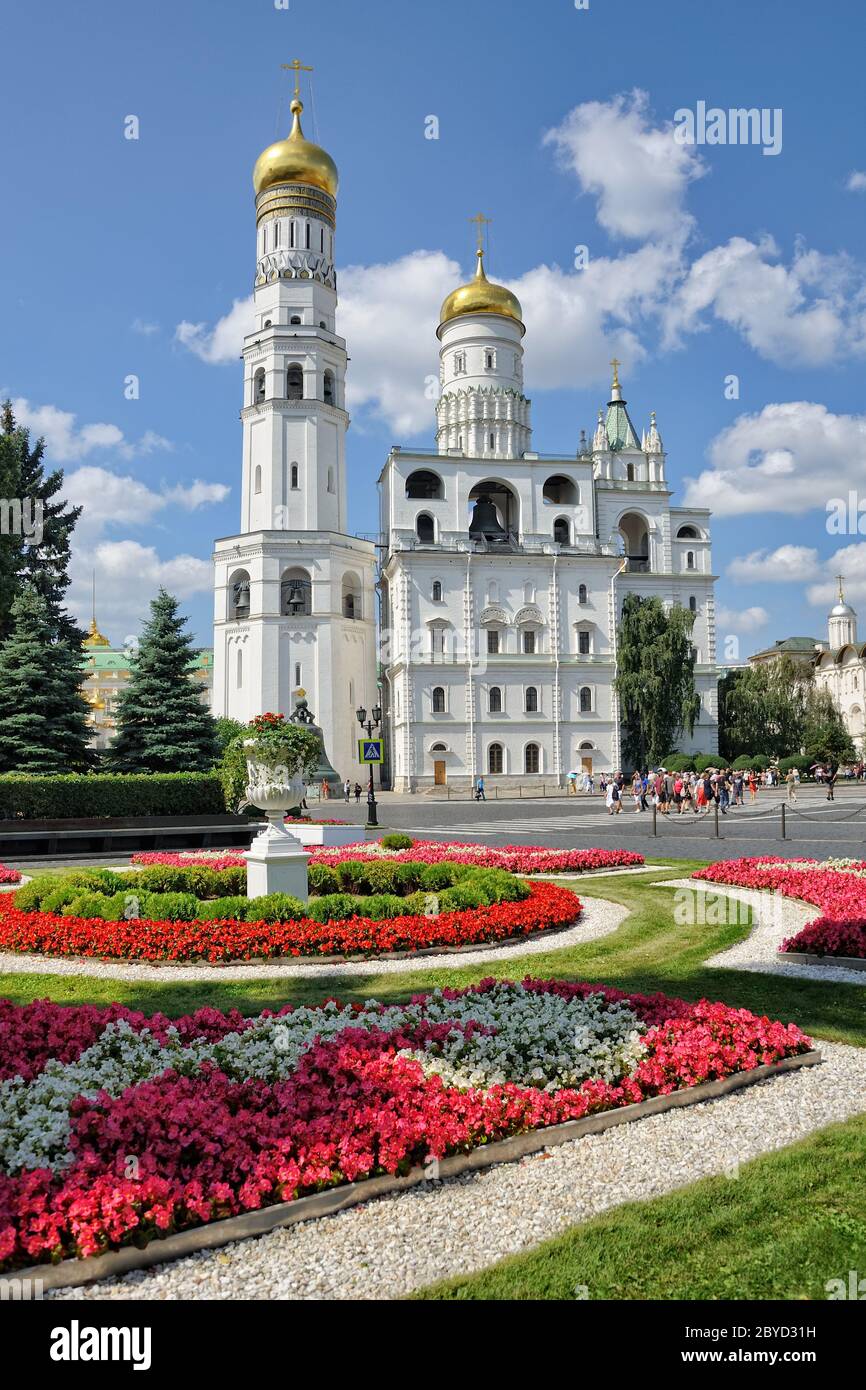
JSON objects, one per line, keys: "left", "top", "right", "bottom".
{"left": 778, "top": 950, "right": 866, "bottom": 973}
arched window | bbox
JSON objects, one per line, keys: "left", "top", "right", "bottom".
{"left": 525, "top": 686, "right": 538, "bottom": 713}
{"left": 229, "top": 570, "right": 251, "bottom": 621}
{"left": 290, "top": 223, "right": 295, "bottom": 249}
{"left": 485, "top": 351, "right": 495, "bottom": 370}
{"left": 416, "top": 513, "right": 435, "bottom": 543}
{"left": 553, "top": 517, "right": 570, "bottom": 545}
{"left": 489, "top": 686, "right": 502, "bottom": 713}
{"left": 689, "top": 595, "right": 696, "bottom": 612}
{"left": 253, "top": 465, "right": 262, "bottom": 495}
{"left": 432, "top": 580, "right": 442, "bottom": 602}
{"left": 579, "top": 686, "right": 592, "bottom": 713}
{"left": 327, "top": 466, "right": 335, "bottom": 494}
{"left": 323, "top": 370, "right": 335, "bottom": 406}
{"left": 677, "top": 525, "right": 700, "bottom": 539}
{"left": 523, "top": 629, "right": 536, "bottom": 655}
{"left": 686, "top": 551, "right": 695, "bottom": 570}
{"left": 432, "top": 686, "right": 445, "bottom": 713}
{"left": 487, "top": 580, "right": 499, "bottom": 604}
{"left": 286, "top": 364, "right": 303, "bottom": 400}
{"left": 524, "top": 743, "right": 540, "bottom": 774}
{"left": 320, "top": 227, "right": 324, "bottom": 251}
{"left": 253, "top": 368, "right": 266, "bottom": 404}
{"left": 295, "top": 662, "right": 302, "bottom": 688}
{"left": 273, "top": 222, "right": 280, "bottom": 246}
{"left": 489, "top": 433, "right": 495, "bottom": 449}
{"left": 290, "top": 463, "right": 299, "bottom": 489}
{"left": 236, "top": 648, "right": 243, "bottom": 688}
{"left": 342, "top": 573, "right": 361, "bottom": 620}
{"left": 488, "top": 743, "right": 503, "bottom": 774}
{"left": 290, "top": 314, "right": 301, "bottom": 324}
{"left": 305, "top": 222, "right": 310, "bottom": 249}
{"left": 578, "top": 583, "right": 588, "bottom": 604}
{"left": 406, "top": 470, "right": 443, "bottom": 499}
{"left": 280, "top": 567, "right": 312, "bottom": 616}
{"left": 543, "top": 475, "right": 578, "bottom": 505}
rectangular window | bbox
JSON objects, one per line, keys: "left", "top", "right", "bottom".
{"left": 578, "top": 631, "right": 590, "bottom": 655}
{"left": 523, "top": 629, "right": 536, "bottom": 655}
{"left": 432, "top": 628, "right": 444, "bottom": 656}
{"left": 487, "top": 628, "right": 499, "bottom": 654}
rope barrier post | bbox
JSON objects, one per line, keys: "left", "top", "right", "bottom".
{"left": 781, "top": 803, "right": 786, "bottom": 839}
{"left": 652, "top": 804, "right": 657, "bottom": 837}
{"left": 714, "top": 801, "right": 720, "bottom": 838}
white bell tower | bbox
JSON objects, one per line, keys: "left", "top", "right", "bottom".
{"left": 212, "top": 63, "right": 378, "bottom": 786}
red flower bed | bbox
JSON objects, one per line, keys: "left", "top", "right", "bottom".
{"left": 0, "top": 880, "right": 580, "bottom": 964}
{"left": 781, "top": 919, "right": 866, "bottom": 959}
{"left": 694, "top": 857, "right": 866, "bottom": 958}
{"left": 0, "top": 982, "right": 811, "bottom": 1270}
{"left": 131, "top": 844, "right": 645, "bottom": 874}
{"left": 0, "top": 866, "right": 21, "bottom": 886}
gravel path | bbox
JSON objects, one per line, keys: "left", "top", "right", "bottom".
{"left": 657, "top": 879, "right": 866, "bottom": 987}
{"left": 0, "top": 896, "right": 626, "bottom": 984}
{"left": 50, "top": 1039, "right": 866, "bottom": 1301}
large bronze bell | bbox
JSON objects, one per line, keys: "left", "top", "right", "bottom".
{"left": 469, "top": 494, "right": 508, "bottom": 540}
{"left": 288, "top": 694, "right": 342, "bottom": 792}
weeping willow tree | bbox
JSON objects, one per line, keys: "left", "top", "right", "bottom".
{"left": 614, "top": 594, "right": 701, "bottom": 770}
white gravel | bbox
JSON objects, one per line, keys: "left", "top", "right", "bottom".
{"left": 0, "top": 895, "right": 626, "bottom": 984}
{"left": 657, "top": 879, "right": 866, "bottom": 987}
{"left": 49, "top": 1039, "right": 866, "bottom": 1301}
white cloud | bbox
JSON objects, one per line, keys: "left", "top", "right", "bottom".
{"left": 846, "top": 171, "right": 866, "bottom": 194}
{"left": 716, "top": 605, "right": 769, "bottom": 634}
{"left": 64, "top": 465, "right": 229, "bottom": 543}
{"left": 807, "top": 544, "right": 866, "bottom": 608}
{"left": 131, "top": 318, "right": 160, "bottom": 336}
{"left": 728, "top": 545, "right": 821, "bottom": 583}
{"left": 69, "top": 541, "right": 213, "bottom": 638}
{"left": 663, "top": 237, "right": 866, "bottom": 366}
{"left": 9, "top": 397, "right": 173, "bottom": 463}
{"left": 542, "top": 90, "right": 705, "bottom": 241}
{"left": 685, "top": 402, "right": 866, "bottom": 517}
{"left": 175, "top": 297, "right": 254, "bottom": 365}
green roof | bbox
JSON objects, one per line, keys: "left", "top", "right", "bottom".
{"left": 605, "top": 400, "right": 640, "bottom": 452}
{"left": 84, "top": 647, "right": 213, "bottom": 674}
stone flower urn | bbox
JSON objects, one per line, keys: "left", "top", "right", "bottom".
{"left": 243, "top": 739, "right": 309, "bottom": 902}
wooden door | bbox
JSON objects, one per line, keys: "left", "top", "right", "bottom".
{"left": 434, "top": 760, "right": 446, "bottom": 785}
{"left": 581, "top": 756, "right": 593, "bottom": 774}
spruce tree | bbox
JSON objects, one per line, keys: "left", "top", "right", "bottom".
{"left": 0, "top": 586, "right": 94, "bottom": 773}
{"left": 107, "top": 589, "right": 220, "bottom": 773}
{"left": 0, "top": 401, "right": 84, "bottom": 646}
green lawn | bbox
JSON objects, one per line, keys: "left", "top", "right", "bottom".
{"left": 413, "top": 1114, "right": 866, "bottom": 1301}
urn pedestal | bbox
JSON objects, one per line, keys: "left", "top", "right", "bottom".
{"left": 243, "top": 750, "right": 309, "bottom": 902}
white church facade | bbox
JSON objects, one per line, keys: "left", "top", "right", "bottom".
{"left": 212, "top": 75, "right": 720, "bottom": 790}
{"left": 814, "top": 584, "right": 866, "bottom": 754}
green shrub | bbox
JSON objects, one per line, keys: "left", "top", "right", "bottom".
{"left": 751, "top": 755, "right": 771, "bottom": 771}
{"left": 438, "top": 883, "right": 487, "bottom": 912}
{"left": 66, "top": 891, "right": 128, "bottom": 921}
{"left": 664, "top": 754, "right": 696, "bottom": 773}
{"left": 243, "top": 893, "right": 306, "bottom": 923}
{"left": 731, "top": 755, "right": 754, "bottom": 771}
{"left": 0, "top": 773, "right": 225, "bottom": 820}
{"left": 693, "top": 755, "right": 717, "bottom": 774}
{"left": 353, "top": 893, "right": 407, "bottom": 920}
{"left": 193, "top": 896, "right": 250, "bottom": 921}
{"left": 139, "top": 892, "right": 199, "bottom": 922}
{"left": 304, "top": 893, "right": 359, "bottom": 923}
{"left": 11, "top": 875, "right": 58, "bottom": 911}
{"left": 308, "top": 864, "right": 338, "bottom": 895}
{"left": 334, "top": 860, "right": 372, "bottom": 894}
{"left": 380, "top": 833, "right": 414, "bottom": 851}
{"left": 41, "top": 883, "right": 89, "bottom": 915}
{"left": 779, "top": 756, "right": 813, "bottom": 777}
{"left": 419, "top": 862, "right": 459, "bottom": 891}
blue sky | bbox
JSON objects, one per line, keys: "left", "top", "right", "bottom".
{"left": 2, "top": 0, "right": 865, "bottom": 653}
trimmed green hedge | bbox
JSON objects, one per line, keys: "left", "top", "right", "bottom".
{"left": 0, "top": 773, "right": 226, "bottom": 820}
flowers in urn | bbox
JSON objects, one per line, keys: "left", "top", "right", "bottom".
{"left": 242, "top": 713, "right": 321, "bottom": 820}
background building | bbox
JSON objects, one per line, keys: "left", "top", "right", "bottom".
{"left": 82, "top": 615, "right": 213, "bottom": 750}
{"left": 814, "top": 582, "right": 866, "bottom": 754}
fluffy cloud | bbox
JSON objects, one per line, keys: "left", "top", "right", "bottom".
{"left": 728, "top": 545, "right": 821, "bottom": 583}
{"left": 175, "top": 297, "right": 254, "bottom": 365}
{"left": 684, "top": 402, "right": 866, "bottom": 517}
{"left": 716, "top": 605, "right": 770, "bottom": 634}
{"left": 9, "top": 398, "right": 172, "bottom": 463}
{"left": 64, "top": 466, "right": 229, "bottom": 543}
{"left": 69, "top": 541, "right": 213, "bottom": 637}
{"left": 807, "top": 544, "right": 866, "bottom": 608}
{"left": 846, "top": 171, "right": 866, "bottom": 194}
{"left": 542, "top": 90, "right": 704, "bottom": 241}
{"left": 663, "top": 237, "right": 866, "bottom": 366}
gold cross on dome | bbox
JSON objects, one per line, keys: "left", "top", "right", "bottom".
{"left": 281, "top": 59, "right": 314, "bottom": 100}
{"left": 469, "top": 211, "right": 492, "bottom": 253}
{"left": 610, "top": 357, "right": 621, "bottom": 388}
{"left": 837, "top": 574, "right": 846, "bottom": 602}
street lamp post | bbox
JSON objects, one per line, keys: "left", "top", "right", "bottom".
{"left": 356, "top": 703, "right": 382, "bottom": 827}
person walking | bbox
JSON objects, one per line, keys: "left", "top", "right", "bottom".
{"left": 826, "top": 764, "right": 837, "bottom": 801}
{"left": 567, "top": 770, "right": 578, "bottom": 796}
{"left": 321, "top": 777, "right": 330, "bottom": 801}
{"left": 475, "top": 775, "right": 486, "bottom": 802}
{"left": 786, "top": 768, "right": 797, "bottom": 804}
{"left": 718, "top": 770, "right": 730, "bottom": 815}
{"left": 748, "top": 770, "right": 757, "bottom": 803}
{"left": 354, "top": 781, "right": 362, "bottom": 803}
{"left": 632, "top": 771, "right": 643, "bottom": 812}
{"left": 343, "top": 778, "right": 351, "bottom": 803}
{"left": 606, "top": 778, "right": 622, "bottom": 815}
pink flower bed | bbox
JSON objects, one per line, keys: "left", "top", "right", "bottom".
{"left": 131, "top": 844, "right": 645, "bottom": 874}
{"left": 0, "top": 982, "right": 810, "bottom": 1270}
{"left": 0, "top": 866, "right": 21, "bottom": 886}
{"left": 693, "top": 857, "right": 866, "bottom": 959}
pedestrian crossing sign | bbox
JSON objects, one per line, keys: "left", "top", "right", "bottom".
{"left": 359, "top": 739, "right": 383, "bottom": 763}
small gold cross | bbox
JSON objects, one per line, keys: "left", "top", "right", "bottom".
{"left": 281, "top": 59, "right": 314, "bottom": 100}
{"left": 469, "top": 211, "right": 492, "bottom": 253}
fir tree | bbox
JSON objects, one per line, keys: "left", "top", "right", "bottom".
{"left": 0, "top": 401, "right": 84, "bottom": 646}
{"left": 0, "top": 586, "right": 94, "bottom": 773}
{"left": 107, "top": 589, "right": 220, "bottom": 773}
{"left": 614, "top": 594, "right": 701, "bottom": 770}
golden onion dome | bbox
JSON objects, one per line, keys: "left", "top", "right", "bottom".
{"left": 438, "top": 249, "right": 524, "bottom": 337}
{"left": 253, "top": 98, "right": 339, "bottom": 198}
{"left": 83, "top": 617, "right": 111, "bottom": 649}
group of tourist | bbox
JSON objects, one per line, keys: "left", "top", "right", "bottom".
{"left": 596, "top": 766, "right": 809, "bottom": 816}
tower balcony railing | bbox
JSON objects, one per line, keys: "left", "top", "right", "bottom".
{"left": 387, "top": 533, "right": 621, "bottom": 559}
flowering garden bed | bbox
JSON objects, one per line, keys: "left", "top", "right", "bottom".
{"left": 694, "top": 857, "right": 866, "bottom": 961}
{"left": 0, "top": 865, "right": 21, "bottom": 886}
{"left": 0, "top": 860, "right": 580, "bottom": 964}
{"left": 131, "top": 844, "right": 646, "bottom": 875}
{"left": 0, "top": 982, "right": 813, "bottom": 1273}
